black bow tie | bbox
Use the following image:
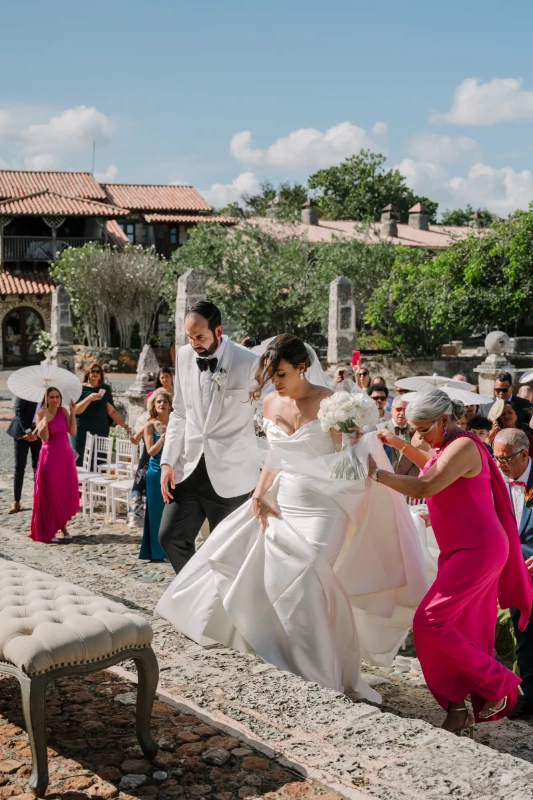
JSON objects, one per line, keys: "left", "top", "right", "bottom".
{"left": 196, "top": 357, "right": 218, "bottom": 373}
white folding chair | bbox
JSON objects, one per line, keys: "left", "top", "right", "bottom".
{"left": 93, "top": 435, "right": 113, "bottom": 473}
{"left": 108, "top": 441, "right": 139, "bottom": 522}
{"left": 77, "top": 432, "right": 94, "bottom": 475}
{"left": 88, "top": 475, "right": 112, "bottom": 520}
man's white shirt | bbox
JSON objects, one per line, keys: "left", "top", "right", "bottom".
{"left": 198, "top": 336, "right": 227, "bottom": 421}
{"left": 507, "top": 460, "right": 532, "bottom": 528}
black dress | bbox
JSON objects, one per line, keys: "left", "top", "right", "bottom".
{"left": 71, "top": 383, "right": 115, "bottom": 465}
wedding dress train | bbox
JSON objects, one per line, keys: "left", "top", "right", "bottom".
{"left": 156, "top": 425, "right": 429, "bottom": 701}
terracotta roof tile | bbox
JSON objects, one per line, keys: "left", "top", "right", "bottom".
{"left": 0, "top": 170, "right": 106, "bottom": 201}
{"left": 103, "top": 184, "right": 211, "bottom": 212}
{"left": 106, "top": 219, "right": 131, "bottom": 247}
{"left": 0, "top": 268, "right": 56, "bottom": 296}
{"left": 0, "top": 190, "right": 129, "bottom": 217}
{"left": 143, "top": 212, "right": 236, "bottom": 225}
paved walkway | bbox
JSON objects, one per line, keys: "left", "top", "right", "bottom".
{"left": 2, "top": 475, "right": 533, "bottom": 800}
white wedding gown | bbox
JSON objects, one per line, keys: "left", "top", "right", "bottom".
{"left": 156, "top": 425, "right": 430, "bottom": 703}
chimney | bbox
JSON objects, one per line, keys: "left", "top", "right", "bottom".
{"left": 380, "top": 203, "right": 399, "bottom": 237}
{"left": 408, "top": 202, "right": 429, "bottom": 231}
{"left": 301, "top": 198, "right": 319, "bottom": 225}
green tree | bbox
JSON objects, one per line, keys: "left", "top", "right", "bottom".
{"left": 308, "top": 150, "right": 438, "bottom": 223}
{"left": 241, "top": 180, "right": 309, "bottom": 221}
{"left": 441, "top": 204, "right": 498, "bottom": 227}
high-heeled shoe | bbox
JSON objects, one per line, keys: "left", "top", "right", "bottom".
{"left": 479, "top": 697, "right": 507, "bottom": 720}
{"left": 477, "top": 685, "right": 521, "bottom": 722}
{"left": 443, "top": 707, "right": 475, "bottom": 738}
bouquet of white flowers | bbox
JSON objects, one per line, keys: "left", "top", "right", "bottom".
{"left": 317, "top": 391, "right": 379, "bottom": 480}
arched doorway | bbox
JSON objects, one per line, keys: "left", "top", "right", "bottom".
{"left": 2, "top": 306, "right": 45, "bottom": 368}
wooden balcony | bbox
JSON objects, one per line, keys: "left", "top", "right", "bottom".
{"left": 2, "top": 236, "right": 102, "bottom": 263}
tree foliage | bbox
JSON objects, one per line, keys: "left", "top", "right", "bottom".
{"left": 241, "top": 180, "right": 309, "bottom": 221}
{"left": 308, "top": 150, "right": 438, "bottom": 223}
{"left": 50, "top": 243, "right": 168, "bottom": 348}
{"left": 441, "top": 204, "right": 498, "bottom": 227}
{"left": 366, "top": 208, "right": 533, "bottom": 354}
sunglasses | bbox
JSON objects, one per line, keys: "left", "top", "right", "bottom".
{"left": 396, "top": 388, "right": 409, "bottom": 395}
{"left": 90, "top": 369, "right": 102, "bottom": 375}
{"left": 372, "top": 396, "right": 387, "bottom": 402}
{"left": 495, "top": 387, "right": 511, "bottom": 394}
{"left": 494, "top": 451, "right": 524, "bottom": 465}
{"left": 360, "top": 372, "right": 369, "bottom": 377}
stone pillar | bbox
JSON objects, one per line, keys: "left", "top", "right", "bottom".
{"left": 473, "top": 331, "right": 516, "bottom": 397}
{"left": 125, "top": 344, "right": 160, "bottom": 430}
{"left": 327, "top": 277, "right": 356, "bottom": 364}
{"left": 175, "top": 269, "right": 206, "bottom": 350}
{"left": 50, "top": 285, "right": 76, "bottom": 371}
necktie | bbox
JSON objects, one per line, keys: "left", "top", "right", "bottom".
{"left": 508, "top": 480, "right": 526, "bottom": 488}
{"left": 196, "top": 357, "right": 218, "bottom": 373}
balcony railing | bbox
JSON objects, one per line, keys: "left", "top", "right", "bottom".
{"left": 2, "top": 236, "right": 101, "bottom": 262}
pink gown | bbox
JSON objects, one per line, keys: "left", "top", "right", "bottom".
{"left": 30, "top": 410, "right": 80, "bottom": 542}
{"left": 414, "top": 432, "right": 533, "bottom": 721}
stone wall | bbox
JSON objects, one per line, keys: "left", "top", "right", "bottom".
{"left": 74, "top": 345, "right": 172, "bottom": 373}
{"left": 0, "top": 294, "right": 52, "bottom": 369}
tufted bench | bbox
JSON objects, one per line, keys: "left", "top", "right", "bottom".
{"left": 0, "top": 558, "right": 159, "bottom": 797}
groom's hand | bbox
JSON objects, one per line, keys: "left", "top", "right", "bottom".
{"left": 161, "top": 464, "right": 176, "bottom": 503}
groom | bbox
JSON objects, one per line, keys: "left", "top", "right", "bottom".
{"left": 159, "top": 300, "right": 260, "bottom": 573}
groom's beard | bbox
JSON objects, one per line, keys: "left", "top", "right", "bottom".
{"left": 194, "top": 336, "right": 220, "bottom": 358}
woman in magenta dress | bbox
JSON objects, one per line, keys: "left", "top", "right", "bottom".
{"left": 30, "top": 387, "right": 80, "bottom": 544}
{"left": 373, "top": 389, "right": 533, "bottom": 735}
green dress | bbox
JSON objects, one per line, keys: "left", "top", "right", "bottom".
{"left": 71, "top": 383, "right": 115, "bottom": 465}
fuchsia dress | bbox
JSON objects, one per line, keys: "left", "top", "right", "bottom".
{"left": 30, "top": 410, "right": 80, "bottom": 542}
{"left": 414, "top": 432, "right": 533, "bottom": 721}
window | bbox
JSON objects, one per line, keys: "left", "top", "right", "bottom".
{"left": 120, "top": 222, "right": 136, "bottom": 244}
{"left": 170, "top": 227, "right": 178, "bottom": 246}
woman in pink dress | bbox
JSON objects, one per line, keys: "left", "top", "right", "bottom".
{"left": 374, "top": 389, "right": 533, "bottom": 735}
{"left": 30, "top": 387, "right": 80, "bottom": 544}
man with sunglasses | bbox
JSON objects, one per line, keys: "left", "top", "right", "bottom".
{"left": 480, "top": 371, "right": 533, "bottom": 424}
{"left": 370, "top": 383, "right": 391, "bottom": 422}
{"left": 494, "top": 428, "right": 533, "bottom": 718}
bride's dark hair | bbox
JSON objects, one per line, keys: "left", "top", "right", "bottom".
{"left": 251, "top": 334, "right": 311, "bottom": 401}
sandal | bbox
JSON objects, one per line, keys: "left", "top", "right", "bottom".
{"left": 443, "top": 706, "right": 475, "bottom": 738}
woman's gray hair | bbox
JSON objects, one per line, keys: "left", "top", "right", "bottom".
{"left": 407, "top": 388, "right": 465, "bottom": 422}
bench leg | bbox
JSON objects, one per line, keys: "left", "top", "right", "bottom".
{"left": 132, "top": 648, "right": 159, "bottom": 759}
{"left": 19, "top": 674, "right": 49, "bottom": 798}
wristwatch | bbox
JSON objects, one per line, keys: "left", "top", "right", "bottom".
{"left": 372, "top": 468, "right": 381, "bottom": 483}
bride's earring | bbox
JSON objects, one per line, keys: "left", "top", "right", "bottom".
{"left": 300, "top": 372, "right": 305, "bottom": 381}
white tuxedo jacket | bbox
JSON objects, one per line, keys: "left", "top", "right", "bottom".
{"left": 161, "top": 339, "right": 260, "bottom": 498}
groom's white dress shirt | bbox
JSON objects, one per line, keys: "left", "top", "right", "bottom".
{"left": 198, "top": 337, "right": 227, "bottom": 420}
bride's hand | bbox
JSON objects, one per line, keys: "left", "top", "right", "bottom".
{"left": 347, "top": 425, "right": 362, "bottom": 446}
{"left": 252, "top": 496, "right": 281, "bottom": 532}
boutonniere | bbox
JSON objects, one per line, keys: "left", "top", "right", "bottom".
{"left": 211, "top": 368, "right": 227, "bottom": 392}
{"left": 526, "top": 486, "right": 533, "bottom": 504}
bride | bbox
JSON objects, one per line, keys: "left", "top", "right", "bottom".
{"left": 156, "top": 334, "right": 429, "bottom": 702}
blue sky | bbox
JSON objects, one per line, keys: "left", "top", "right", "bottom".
{"left": 2, "top": 0, "right": 533, "bottom": 215}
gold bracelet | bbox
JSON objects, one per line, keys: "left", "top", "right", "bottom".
{"left": 400, "top": 441, "right": 409, "bottom": 454}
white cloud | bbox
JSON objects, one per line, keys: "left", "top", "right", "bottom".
{"left": 0, "top": 157, "right": 7, "bottom": 168}
{"left": 23, "top": 105, "right": 113, "bottom": 154}
{"left": 230, "top": 121, "right": 380, "bottom": 171}
{"left": 372, "top": 121, "right": 388, "bottom": 137}
{"left": 24, "top": 153, "right": 58, "bottom": 170}
{"left": 94, "top": 164, "right": 118, "bottom": 182}
{"left": 0, "top": 110, "right": 12, "bottom": 138}
{"left": 200, "top": 172, "right": 261, "bottom": 208}
{"left": 397, "top": 158, "right": 533, "bottom": 217}
{"left": 431, "top": 78, "right": 533, "bottom": 125}
{"left": 408, "top": 133, "right": 481, "bottom": 164}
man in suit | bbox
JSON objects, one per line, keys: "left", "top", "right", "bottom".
{"left": 7, "top": 396, "right": 41, "bottom": 514}
{"left": 377, "top": 397, "right": 419, "bottom": 477}
{"left": 479, "top": 371, "right": 533, "bottom": 424}
{"left": 494, "top": 427, "right": 533, "bottom": 717}
{"left": 159, "top": 300, "right": 260, "bottom": 574}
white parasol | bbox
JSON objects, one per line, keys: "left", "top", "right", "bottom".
{"left": 395, "top": 374, "right": 477, "bottom": 393}
{"left": 7, "top": 363, "right": 82, "bottom": 406}
{"left": 400, "top": 385, "right": 493, "bottom": 407}
{"left": 520, "top": 369, "right": 533, "bottom": 384}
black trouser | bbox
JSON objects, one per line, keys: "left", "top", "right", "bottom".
{"left": 511, "top": 604, "right": 533, "bottom": 700}
{"left": 13, "top": 437, "right": 41, "bottom": 502}
{"left": 158, "top": 455, "right": 252, "bottom": 574}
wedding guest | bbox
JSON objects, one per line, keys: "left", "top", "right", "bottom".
{"left": 518, "top": 385, "right": 533, "bottom": 403}
{"left": 139, "top": 390, "right": 172, "bottom": 562}
{"left": 377, "top": 397, "right": 418, "bottom": 477}
{"left": 334, "top": 365, "right": 358, "bottom": 394}
{"left": 457, "top": 415, "right": 467, "bottom": 430}
{"left": 7, "top": 395, "right": 41, "bottom": 514}
{"left": 465, "top": 404, "right": 478, "bottom": 422}
{"left": 71, "top": 362, "right": 131, "bottom": 464}
{"left": 31, "top": 388, "right": 79, "bottom": 544}
{"left": 147, "top": 367, "right": 174, "bottom": 399}
{"left": 489, "top": 401, "right": 533, "bottom": 456}
{"left": 466, "top": 415, "right": 493, "bottom": 454}
{"left": 370, "top": 383, "right": 391, "bottom": 422}
{"left": 372, "top": 389, "right": 533, "bottom": 731}
{"left": 479, "top": 371, "right": 533, "bottom": 424}
{"left": 354, "top": 365, "right": 372, "bottom": 393}
{"left": 394, "top": 376, "right": 410, "bottom": 397}
{"left": 494, "top": 428, "right": 533, "bottom": 717}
